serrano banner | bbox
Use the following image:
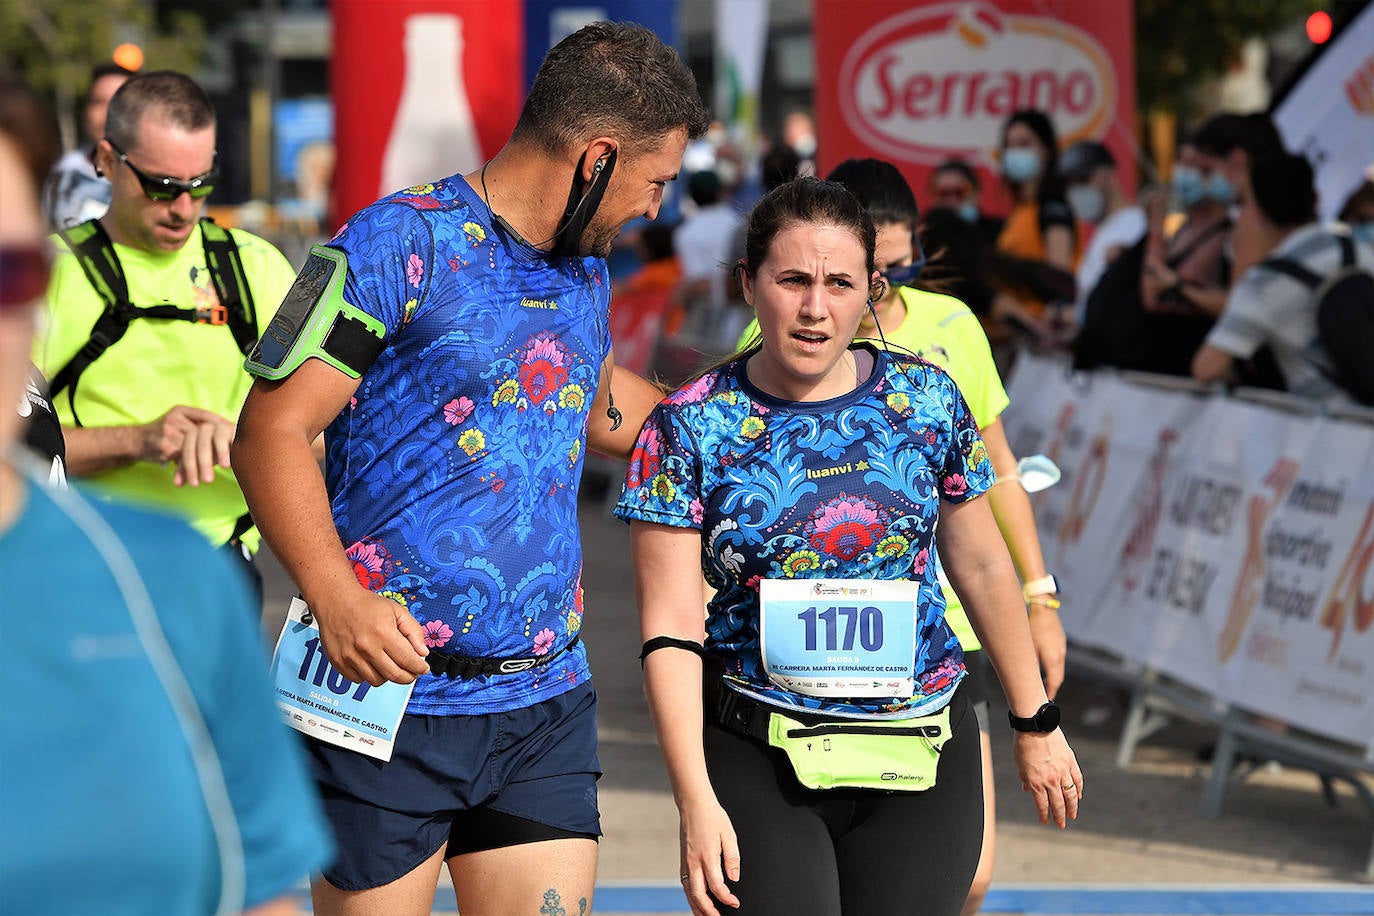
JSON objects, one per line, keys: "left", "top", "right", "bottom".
{"left": 814, "top": 0, "right": 1136, "bottom": 207}
{"left": 331, "top": 0, "right": 523, "bottom": 230}
{"left": 1003, "top": 355, "right": 1374, "bottom": 751}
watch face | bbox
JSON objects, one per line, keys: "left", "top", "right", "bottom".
{"left": 1035, "top": 702, "right": 1062, "bottom": 732}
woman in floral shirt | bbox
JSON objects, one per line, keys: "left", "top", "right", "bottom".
{"left": 616, "top": 178, "right": 1081, "bottom": 916}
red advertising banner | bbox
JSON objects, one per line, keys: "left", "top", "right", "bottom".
{"left": 330, "top": 0, "right": 524, "bottom": 230}
{"left": 814, "top": 0, "right": 1136, "bottom": 213}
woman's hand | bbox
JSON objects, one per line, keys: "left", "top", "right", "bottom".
{"left": 1013, "top": 729, "right": 1084, "bottom": 828}
{"left": 678, "top": 795, "right": 741, "bottom": 914}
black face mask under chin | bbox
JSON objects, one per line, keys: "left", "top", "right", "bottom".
{"left": 549, "top": 147, "right": 618, "bottom": 259}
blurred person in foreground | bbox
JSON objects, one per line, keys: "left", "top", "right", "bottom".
{"left": 32, "top": 71, "right": 299, "bottom": 597}
{"left": 0, "top": 73, "right": 332, "bottom": 916}
{"left": 738, "top": 159, "right": 1066, "bottom": 914}
{"left": 619, "top": 176, "right": 1081, "bottom": 916}
{"left": 43, "top": 60, "right": 135, "bottom": 230}
{"left": 232, "top": 22, "right": 709, "bottom": 916}
{"left": 1192, "top": 152, "right": 1374, "bottom": 402}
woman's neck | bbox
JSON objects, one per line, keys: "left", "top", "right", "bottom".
{"left": 858, "top": 293, "right": 907, "bottom": 337}
{"left": 746, "top": 347, "right": 862, "bottom": 403}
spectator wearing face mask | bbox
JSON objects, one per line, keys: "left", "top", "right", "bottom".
{"left": 927, "top": 158, "right": 1003, "bottom": 246}
{"left": 1140, "top": 137, "right": 1236, "bottom": 319}
{"left": 1060, "top": 141, "right": 1146, "bottom": 324}
{"left": 1190, "top": 112, "right": 1285, "bottom": 277}
{"left": 990, "top": 109, "right": 1080, "bottom": 345}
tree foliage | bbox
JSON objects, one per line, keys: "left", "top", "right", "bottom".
{"left": 1136, "top": 0, "right": 1321, "bottom": 119}
{"left": 0, "top": 0, "right": 206, "bottom": 143}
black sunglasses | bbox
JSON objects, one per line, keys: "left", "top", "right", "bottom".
{"left": 106, "top": 139, "right": 219, "bottom": 202}
{"left": 0, "top": 243, "right": 51, "bottom": 309}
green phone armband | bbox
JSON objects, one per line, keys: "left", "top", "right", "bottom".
{"left": 244, "top": 245, "right": 387, "bottom": 380}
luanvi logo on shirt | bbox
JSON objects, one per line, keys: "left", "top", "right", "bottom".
{"left": 806, "top": 460, "right": 869, "bottom": 480}
{"left": 520, "top": 297, "right": 559, "bottom": 310}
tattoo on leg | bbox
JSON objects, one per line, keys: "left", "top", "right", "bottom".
{"left": 539, "top": 888, "right": 589, "bottom": 916}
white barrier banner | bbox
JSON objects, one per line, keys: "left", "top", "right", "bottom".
{"left": 1225, "top": 416, "right": 1374, "bottom": 743}
{"left": 1140, "top": 401, "right": 1309, "bottom": 702}
{"left": 1004, "top": 354, "right": 1373, "bottom": 750}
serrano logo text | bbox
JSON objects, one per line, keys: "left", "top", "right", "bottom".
{"left": 840, "top": 2, "right": 1116, "bottom": 163}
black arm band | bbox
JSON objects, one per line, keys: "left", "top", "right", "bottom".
{"left": 639, "top": 636, "right": 707, "bottom": 668}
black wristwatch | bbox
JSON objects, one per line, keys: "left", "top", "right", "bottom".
{"left": 1008, "top": 701, "right": 1061, "bottom": 733}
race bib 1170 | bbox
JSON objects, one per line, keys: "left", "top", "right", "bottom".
{"left": 758, "top": 579, "right": 918, "bottom": 698}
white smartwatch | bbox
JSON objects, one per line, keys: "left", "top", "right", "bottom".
{"left": 1022, "top": 574, "right": 1060, "bottom": 602}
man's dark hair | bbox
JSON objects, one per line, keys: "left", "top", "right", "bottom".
{"left": 1193, "top": 112, "right": 1284, "bottom": 160}
{"left": 826, "top": 158, "right": 919, "bottom": 230}
{"left": 1250, "top": 152, "right": 1317, "bottom": 228}
{"left": 512, "top": 22, "right": 709, "bottom": 155}
{"left": 0, "top": 74, "right": 62, "bottom": 189}
{"left": 104, "top": 70, "right": 216, "bottom": 151}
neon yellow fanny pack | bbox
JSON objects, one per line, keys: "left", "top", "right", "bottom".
{"left": 765, "top": 706, "right": 951, "bottom": 792}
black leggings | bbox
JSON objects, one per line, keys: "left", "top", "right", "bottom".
{"left": 704, "top": 687, "right": 983, "bottom": 916}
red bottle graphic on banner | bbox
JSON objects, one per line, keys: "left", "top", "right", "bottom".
{"left": 330, "top": 0, "right": 521, "bottom": 230}
{"left": 380, "top": 13, "right": 484, "bottom": 195}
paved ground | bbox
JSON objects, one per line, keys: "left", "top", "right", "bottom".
{"left": 261, "top": 482, "right": 1374, "bottom": 914}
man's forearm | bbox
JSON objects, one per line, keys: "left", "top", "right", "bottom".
{"left": 233, "top": 423, "right": 359, "bottom": 609}
{"left": 588, "top": 366, "right": 665, "bottom": 460}
{"left": 62, "top": 423, "right": 146, "bottom": 477}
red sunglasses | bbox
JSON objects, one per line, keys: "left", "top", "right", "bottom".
{"left": 0, "top": 243, "right": 51, "bottom": 309}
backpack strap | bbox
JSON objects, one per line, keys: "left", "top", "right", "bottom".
{"left": 1336, "top": 232, "right": 1357, "bottom": 269}
{"left": 200, "top": 218, "right": 259, "bottom": 355}
{"left": 1259, "top": 255, "right": 1322, "bottom": 288}
{"left": 49, "top": 220, "right": 137, "bottom": 426}
{"left": 49, "top": 219, "right": 259, "bottom": 426}
{"left": 1260, "top": 233, "right": 1359, "bottom": 287}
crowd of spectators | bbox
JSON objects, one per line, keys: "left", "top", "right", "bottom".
{"left": 623, "top": 104, "right": 1372, "bottom": 409}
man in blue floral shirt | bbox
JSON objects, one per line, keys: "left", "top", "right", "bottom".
{"left": 233, "top": 22, "right": 708, "bottom": 916}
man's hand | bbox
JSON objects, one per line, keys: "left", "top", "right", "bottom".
{"left": 139, "top": 405, "right": 237, "bottom": 487}
{"left": 312, "top": 589, "right": 431, "bottom": 686}
{"left": 1028, "top": 601, "right": 1067, "bottom": 699}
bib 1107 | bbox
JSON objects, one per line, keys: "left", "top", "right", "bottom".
{"left": 269, "top": 597, "right": 413, "bottom": 761}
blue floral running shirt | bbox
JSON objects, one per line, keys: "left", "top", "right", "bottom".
{"left": 614, "top": 346, "right": 994, "bottom": 718}
{"left": 322, "top": 176, "right": 610, "bottom": 716}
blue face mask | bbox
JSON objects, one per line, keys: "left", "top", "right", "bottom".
{"left": 1001, "top": 147, "right": 1041, "bottom": 183}
{"left": 882, "top": 238, "right": 926, "bottom": 289}
{"left": 1206, "top": 173, "right": 1237, "bottom": 204}
{"left": 956, "top": 201, "right": 979, "bottom": 223}
{"left": 1172, "top": 166, "right": 1208, "bottom": 208}
{"left": 1352, "top": 221, "right": 1374, "bottom": 246}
